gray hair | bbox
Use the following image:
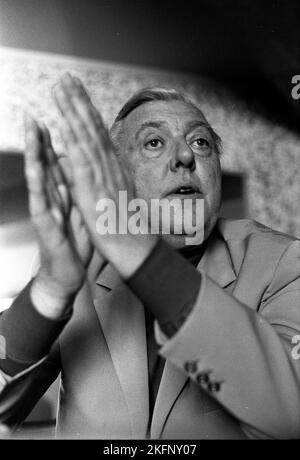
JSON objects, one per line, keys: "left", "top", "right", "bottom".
{"left": 110, "top": 87, "right": 222, "bottom": 154}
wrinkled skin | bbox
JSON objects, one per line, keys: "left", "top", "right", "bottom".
{"left": 118, "top": 100, "right": 222, "bottom": 248}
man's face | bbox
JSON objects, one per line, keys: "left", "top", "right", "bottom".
{"left": 119, "top": 100, "right": 221, "bottom": 248}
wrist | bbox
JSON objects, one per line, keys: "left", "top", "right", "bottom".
{"left": 31, "top": 274, "right": 76, "bottom": 320}
{"left": 107, "top": 234, "right": 159, "bottom": 280}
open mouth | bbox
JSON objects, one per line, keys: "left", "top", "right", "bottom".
{"left": 166, "top": 185, "right": 202, "bottom": 197}
{"left": 174, "top": 186, "right": 198, "bottom": 195}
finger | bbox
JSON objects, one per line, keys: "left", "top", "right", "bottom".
{"left": 58, "top": 155, "right": 78, "bottom": 206}
{"left": 53, "top": 78, "right": 97, "bottom": 162}
{"left": 54, "top": 84, "right": 99, "bottom": 190}
{"left": 45, "top": 167, "right": 68, "bottom": 221}
{"left": 72, "top": 76, "right": 111, "bottom": 150}
{"left": 58, "top": 118, "right": 96, "bottom": 198}
{"left": 24, "top": 114, "right": 51, "bottom": 218}
{"left": 56, "top": 75, "right": 111, "bottom": 184}
{"left": 68, "top": 77, "right": 129, "bottom": 191}
{"left": 40, "top": 123, "right": 72, "bottom": 213}
{"left": 54, "top": 75, "right": 124, "bottom": 201}
{"left": 53, "top": 79, "right": 87, "bottom": 142}
{"left": 24, "top": 115, "right": 69, "bottom": 234}
{"left": 41, "top": 123, "right": 65, "bottom": 184}
{"left": 38, "top": 163, "right": 69, "bottom": 233}
{"left": 36, "top": 122, "right": 70, "bottom": 216}
{"left": 69, "top": 205, "right": 93, "bottom": 266}
{"left": 67, "top": 76, "right": 114, "bottom": 176}
{"left": 58, "top": 155, "right": 74, "bottom": 187}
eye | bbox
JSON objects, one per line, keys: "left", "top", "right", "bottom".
{"left": 145, "top": 138, "right": 163, "bottom": 149}
{"left": 191, "top": 138, "right": 210, "bottom": 149}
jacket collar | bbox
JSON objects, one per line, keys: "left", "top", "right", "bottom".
{"left": 197, "top": 222, "right": 237, "bottom": 288}
{"left": 95, "top": 220, "right": 237, "bottom": 291}
{"left": 95, "top": 262, "right": 121, "bottom": 291}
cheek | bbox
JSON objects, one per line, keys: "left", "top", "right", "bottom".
{"left": 197, "top": 158, "right": 221, "bottom": 206}
{"left": 122, "top": 140, "right": 169, "bottom": 199}
{"left": 208, "top": 163, "right": 221, "bottom": 196}
{"left": 127, "top": 158, "right": 165, "bottom": 200}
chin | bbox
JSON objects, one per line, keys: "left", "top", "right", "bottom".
{"left": 160, "top": 233, "right": 188, "bottom": 249}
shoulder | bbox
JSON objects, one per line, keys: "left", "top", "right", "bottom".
{"left": 216, "top": 219, "right": 299, "bottom": 294}
{"left": 217, "top": 218, "right": 298, "bottom": 249}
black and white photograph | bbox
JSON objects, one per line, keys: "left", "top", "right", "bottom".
{"left": 0, "top": 0, "right": 299, "bottom": 448}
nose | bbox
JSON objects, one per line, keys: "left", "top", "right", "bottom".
{"left": 169, "top": 140, "right": 196, "bottom": 172}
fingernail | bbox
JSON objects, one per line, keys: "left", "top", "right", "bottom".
{"left": 73, "top": 76, "right": 83, "bottom": 87}
{"left": 73, "top": 77, "right": 89, "bottom": 99}
{"left": 62, "top": 72, "right": 74, "bottom": 86}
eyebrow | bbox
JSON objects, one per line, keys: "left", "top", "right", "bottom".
{"left": 185, "top": 120, "right": 211, "bottom": 132}
{"left": 135, "top": 119, "right": 212, "bottom": 138}
{"left": 135, "top": 121, "right": 168, "bottom": 139}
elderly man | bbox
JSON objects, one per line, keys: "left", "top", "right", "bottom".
{"left": 0, "top": 75, "right": 299, "bottom": 439}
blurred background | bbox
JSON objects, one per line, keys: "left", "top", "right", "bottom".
{"left": 0, "top": 0, "right": 299, "bottom": 437}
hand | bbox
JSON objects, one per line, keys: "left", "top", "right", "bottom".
{"left": 53, "top": 74, "right": 157, "bottom": 279}
{"left": 24, "top": 116, "right": 94, "bottom": 318}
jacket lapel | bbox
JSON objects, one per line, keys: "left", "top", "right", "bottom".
{"left": 150, "top": 360, "right": 188, "bottom": 438}
{"left": 93, "top": 264, "right": 149, "bottom": 438}
{"left": 151, "top": 228, "right": 237, "bottom": 438}
{"left": 198, "top": 228, "right": 237, "bottom": 288}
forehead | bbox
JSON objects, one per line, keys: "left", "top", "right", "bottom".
{"left": 122, "top": 100, "right": 207, "bottom": 138}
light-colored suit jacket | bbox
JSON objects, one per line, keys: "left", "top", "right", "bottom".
{"left": 0, "top": 219, "right": 299, "bottom": 439}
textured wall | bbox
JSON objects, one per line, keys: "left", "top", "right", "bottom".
{"left": 0, "top": 47, "right": 299, "bottom": 237}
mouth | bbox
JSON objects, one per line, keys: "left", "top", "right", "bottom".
{"left": 165, "top": 185, "right": 203, "bottom": 198}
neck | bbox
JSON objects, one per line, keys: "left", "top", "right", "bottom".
{"left": 177, "top": 239, "right": 209, "bottom": 267}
